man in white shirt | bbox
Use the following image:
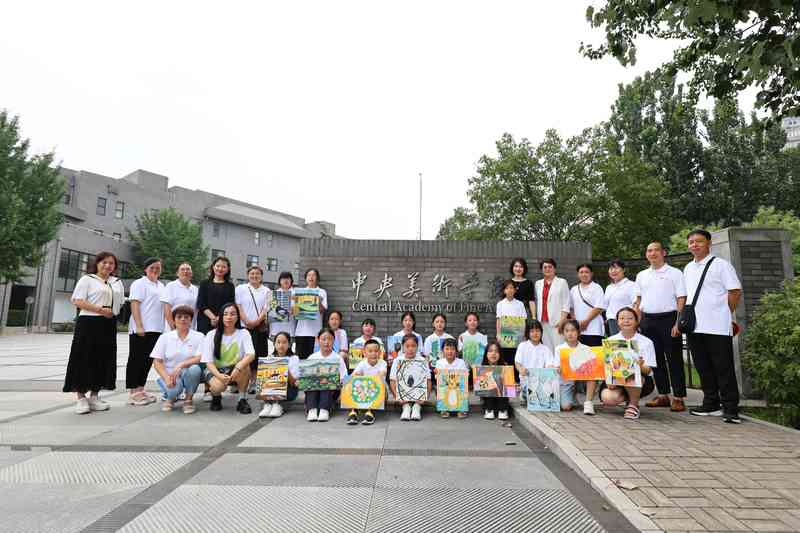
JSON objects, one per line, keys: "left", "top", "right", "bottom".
{"left": 634, "top": 242, "right": 688, "bottom": 412}
{"left": 683, "top": 230, "right": 742, "bottom": 423}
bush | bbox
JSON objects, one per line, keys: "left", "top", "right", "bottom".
{"left": 743, "top": 278, "right": 800, "bottom": 414}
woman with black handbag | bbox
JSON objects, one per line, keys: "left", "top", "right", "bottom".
{"left": 235, "top": 265, "right": 272, "bottom": 394}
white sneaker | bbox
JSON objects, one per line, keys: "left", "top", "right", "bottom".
{"left": 484, "top": 409, "right": 495, "bottom": 420}
{"left": 259, "top": 403, "right": 272, "bottom": 418}
{"left": 583, "top": 401, "right": 596, "bottom": 416}
{"left": 75, "top": 397, "right": 91, "bottom": 415}
{"left": 88, "top": 397, "right": 110, "bottom": 411}
{"left": 318, "top": 409, "right": 330, "bottom": 422}
{"left": 307, "top": 408, "right": 318, "bottom": 422}
{"left": 202, "top": 392, "right": 213, "bottom": 403}
{"left": 410, "top": 403, "right": 422, "bottom": 421}
{"left": 400, "top": 403, "right": 412, "bottom": 421}
{"left": 270, "top": 403, "right": 284, "bottom": 418}
{"left": 498, "top": 410, "right": 509, "bottom": 420}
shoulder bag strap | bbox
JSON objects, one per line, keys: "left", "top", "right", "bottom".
{"left": 690, "top": 257, "right": 715, "bottom": 306}
{"left": 248, "top": 286, "right": 266, "bottom": 316}
{"left": 577, "top": 285, "right": 595, "bottom": 310}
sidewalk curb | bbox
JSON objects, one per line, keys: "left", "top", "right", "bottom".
{"left": 740, "top": 413, "right": 800, "bottom": 434}
{"left": 512, "top": 406, "right": 663, "bottom": 533}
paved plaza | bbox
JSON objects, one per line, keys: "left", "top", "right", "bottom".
{"left": 0, "top": 333, "right": 634, "bottom": 533}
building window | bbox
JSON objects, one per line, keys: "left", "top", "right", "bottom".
{"left": 57, "top": 249, "right": 93, "bottom": 292}
{"left": 266, "top": 258, "right": 279, "bottom": 272}
{"left": 254, "top": 231, "right": 260, "bottom": 246}
{"left": 211, "top": 249, "right": 226, "bottom": 258}
{"left": 112, "top": 233, "right": 122, "bottom": 241}
{"left": 266, "top": 233, "right": 274, "bottom": 247}
{"left": 96, "top": 197, "right": 107, "bottom": 216}
{"left": 64, "top": 176, "right": 76, "bottom": 206}
{"left": 114, "top": 201, "right": 125, "bottom": 219}
{"left": 212, "top": 221, "right": 220, "bottom": 238}
{"left": 247, "top": 255, "right": 259, "bottom": 268}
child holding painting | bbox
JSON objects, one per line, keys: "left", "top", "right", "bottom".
{"left": 423, "top": 314, "right": 454, "bottom": 384}
{"left": 305, "top": 328, "right": 348, "bottom": 422}
{"left": 314, "top": 309, "right": 348, "bottom": 360}
{"left": 389, "top": 334, "right": 431, "bottom": 421}
{"left": 514, "top": 319, "right": 557, "bottom": 402}
{"left": 258, "top": 331, "right": 300, "bottom": 418}
{"left": 435, "top": 338, "right": 469, "bottom": 419}
{"left": 599, "top": 307, "right": 657, "bottom": 420}
{"left": 352, "top": 318, "right": 385, "bottom": 353}
{"left": 496, "top": 280, "right": 527, "bottom": 380}
{"left": 457, "top": 312, "right": 487, "bottom": 359}
{"left": 480, "top": 341, "right": 510, "bottom": 420}
{"left": 347, "top": 339, "right": 387, "bottom": 425}
{"left": 555, "top": 320, "right": 599, "bottom": 414}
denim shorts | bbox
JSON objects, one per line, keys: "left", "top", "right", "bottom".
{"left": 560, "top": 381, "right": 576, "bottom": 407}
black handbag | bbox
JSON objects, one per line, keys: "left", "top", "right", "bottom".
{"left": 678, "top": 257, "right": 715, "bottom": 334}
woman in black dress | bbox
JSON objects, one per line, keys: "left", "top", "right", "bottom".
{"left": 510, "top": 257, "right": 536, "bottom": 318}
{"left": 196, "top": 256, "right": 236, "bottom": 334}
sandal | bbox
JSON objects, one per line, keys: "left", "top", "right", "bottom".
{"left": 128, "top": 392, "right": 151, "bottom": 406}
{"left": 624, "top": 405, "right": 640, "bottom": 420}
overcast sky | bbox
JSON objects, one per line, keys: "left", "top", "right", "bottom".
{"left": 3, "top": 2, "right": 716, "bottom": 239}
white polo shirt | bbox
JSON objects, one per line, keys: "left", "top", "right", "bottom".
{"left": 435, "top": 357, "right": 468, "bottom": 371}
{"left": 570, "top": 282, "right": 605, "bottom": 336}
{"left": 603, "top": 278, "right": 640, "bottom": 321}
{"left": 635, "top": 264, "right": 687, "bottom": 314}
{"left": 150, "top": 329, "right": 205, "bottom": 374}
{"left": 129, "top": 276, "right": 166, "bottom": 334}
{"left": 160, "top": 279, "right": 199, "bottom": 329}
{"left": 683, "top": 255, "right": 741, "bottom": 336}
{"left": 496, "top": 298, "right": 527, "bottom": 318}
{"left": 235, "top": 283, "right": 272, "bottom": 327}
{"left": 353, "top": 358, "right": 387, "bottom": 377}
{"left": 514, "top": 340, "right": 558, "bottom": 369}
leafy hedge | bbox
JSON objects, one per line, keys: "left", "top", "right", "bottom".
{"left": 743, "top": 278, "right": 800, "bottom": 414}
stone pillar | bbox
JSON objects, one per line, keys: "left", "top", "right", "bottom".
{"left": 710, "top": 227, "right": 793, "bottom": 397}
{"left": 0, "top": 282, "right": 11, "bottom": 332}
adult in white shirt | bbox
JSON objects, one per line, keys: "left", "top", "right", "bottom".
{"left": 161, "top": 262, "right": 199, "bottom": 330}
{"left": 683, "top": 230, "right": 742, "bottom": 423}
{"left": 634, "top": 242, "right": 689, "bottom": 411}
{"left": 534, "top": 258, "right": 571, "bottom": 351}
{"left": 292, "top": 268, "right": 328, "bottom": 359}
{"left": 126, "top": 257, "right": 166, "bottom": 406}
{"left": 63, "top": 251, "right": 125, "bottom": 415}
{"left": 570, "top": 263, "right": 606, "bottom": 347}
{"left": 604, "top": 259, "right": 639, "bottom": 335}
{"left": 150, "top": 305, "right": 205, "bottom": 414}
{"left": 235, "top": 265, "right": 272, "bottom": 393}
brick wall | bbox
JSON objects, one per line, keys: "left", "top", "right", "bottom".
{"left": 739, "top": 240, "right": 787, "bottom": 323}
{"left": 299, "top": 240, "right": 591, "bottom": 342}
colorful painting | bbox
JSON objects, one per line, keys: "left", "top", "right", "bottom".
{"left": 255, "top": 357, "right": 289, "bottom": 400}
{"left": 297, "top": 360, "right": 340, "bottom": 390}
{"left": 526, "top": 368, "right": 560, "bottom": 412}
{"left": 498, "top": 316, "right": 526, "bottom": 348}
{"left": 473, "top": 365, "right": 517, "bottom": 397}
{"left": 340, "top": 375, "right": 385, "bottom": 410}
{"left": 292, "top": 288, "right": 320, "bottom": 321}
{"left": 461, "top": 339, "right": 486, "bottom": 367}
{"left": 348, "top": 346, "right": 364, "bottom": 370}
{"left": 602, "top": 339, "right": 642, "bottom": 387}
{"left": 395, "top": 358, "right": 429, "bottom": 401}
{"left": 436, "top": 369, "right": 469, "bottom": 412}
{"left": 270, "top": 290, "right": 291, "bottom": 322}
{"left": 559, "top": 345, "right": 606, "bottom": 381}
{"left": 427, "top": 338, "right": 443, "bottom": 367}
{"left": 386, "top": 335, "right": 418, "bottom": 364}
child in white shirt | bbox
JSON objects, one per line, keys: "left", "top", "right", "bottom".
{"left": 304, "top": 328, "right": 348, "bottom": 422}
{"left": 515, "top": 319, "right": 557, "bottom": 402}
{"left": 346, "top": 339, "right": 388, "bottom": 426}
{"left": 554, "top": 319, "right": 600, "bottom": 414}
{"left": 435, "top": 338, "right": 469, "bottom": 419}
{"left": 258, "top": 332, "right": 301, "bottom": 419}
{"left": 423, "top": 313, "right": 455, "bottom": 367}
{"left": 389, "top": 334, "right": 431, "bottom": 421}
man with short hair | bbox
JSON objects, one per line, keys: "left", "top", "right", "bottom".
{"left": 683, "top": 230, "right": 742, "bottom": 423}
{"left": 634, "top": 241, "right": 688, "bottom": 411}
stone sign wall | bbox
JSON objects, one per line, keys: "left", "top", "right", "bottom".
{"left": 299, "top": 240, "right": 592, "bottom": 342}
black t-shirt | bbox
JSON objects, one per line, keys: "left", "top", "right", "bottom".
{"left": 512, "top": 278, "right": 535, "bottom": 317}
{"left": 196, "top": 279, "right": 236, "bottom": 334}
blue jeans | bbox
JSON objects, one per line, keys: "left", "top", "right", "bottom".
{"left": 560, "top": 381, "right": 576, "bottom": 409}
{"left": 157, "top": 364, "right": 203, "bottom": 401}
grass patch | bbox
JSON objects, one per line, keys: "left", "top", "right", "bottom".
{"left": 741, "top": 406, "right": 800, "bottom": 430}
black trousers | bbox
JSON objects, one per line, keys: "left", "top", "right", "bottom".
{"left": 294, "top": 336, "right": 315, "bottom": 359}
{"left": 500, "top": 347, "right": 519, "bottom": 382}
{"left": 641, "top": 312, "right": 686, "bottom": 398}
{"left": 687, "top": 332, "right": 739, "bottom": 415}
{"left": 579, "top": 335, "right": 604, "bottom": 347}
{"left": 247, "top": 328, "right": 270, "bottom": 371}
{"left": 482, "top": 396, "right": 510, "bottom": 413}
{"left": 126, "top": 332, "right": 160, "bottom": 389}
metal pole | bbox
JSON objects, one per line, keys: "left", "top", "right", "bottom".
{"left": 418, "top": 173, "right": 422, "bottom": 240}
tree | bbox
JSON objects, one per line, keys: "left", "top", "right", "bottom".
{"left": 127, "top": 208, "right": 209, "bottom": 279}
{"left": 436, "top": 207, "right": 493, "bottom": 240}
{"left": 0, "top": 111, "right": 64, "bottom": 283}
{"left": 581, "top": 1, "right": 800, "bottom": 117}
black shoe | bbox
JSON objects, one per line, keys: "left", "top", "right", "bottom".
{"left": 237, "top": 398, "right": 252, "bottom": 414}
{"left": 723, "top": 414, "right": 742, "bottom": 424}
{"left": 690, "top": 406, "right": 722, "bottom": 417}
{"left": 347, "top": 411, "right": 359, "bottom": 425}
{"left": 210, "top": 396, "right": 222, "bottom": 411}
{"left": 362, "top": 411, "right": 375, "bottom": 425}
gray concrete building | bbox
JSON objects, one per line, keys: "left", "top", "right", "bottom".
{"left": 0, "top": 167, "right": 338, "bottom": 331}
{"left": 782, "top": 116, "right": 800, "bottom": 150}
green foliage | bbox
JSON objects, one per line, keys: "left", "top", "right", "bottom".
{"left": 127, "top": 208, "right": 209, "bottom": 279}
{"left": 746, "top": 206, "right": 800, "bottom": 273}
{"left": 581, "top": 1, "right": 800, "bottom": 116}
{"left": 435, "top": 207, "right": 493, "bottom": 240}
{"left": 668, "top": 223, "right": 722, "bottom": 254}
{"left": 0, "top": 111, "right": 64, "bottom": 283}
{"left": 743, "top": 278, "right": 800, "bottom": 412}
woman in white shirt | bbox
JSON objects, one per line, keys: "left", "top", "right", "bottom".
{"left": 570, "top": 263, "right": 606, "bottom": 347}
{"left": 603, "top": 259, "right": 639, "bottom": 336}
{"left": 292, "top": 268, "right": 328, "bottom": 359}
{"left": 150, "top": 305, "right": 205, "bottom": 414}
{"left": 235, "top": 265, "right": 272, "bottom": 394}
{"left": 599, "top": 307, "right": 657, "bottom": 420}
{"left": 534, "top": 258, "right": 571, "bottom": 351}
{"left": 161, "top": 262, "right": 198, "bottom": 330}
{"left": 126, "top": 257, "right": 166, "bottom": 406}
{"left": 63, "top": 251, "right": 125, "bottom": 415}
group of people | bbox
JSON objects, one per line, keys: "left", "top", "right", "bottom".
{"left": 62, "top": 229, "right": 744, "bottom": 424}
